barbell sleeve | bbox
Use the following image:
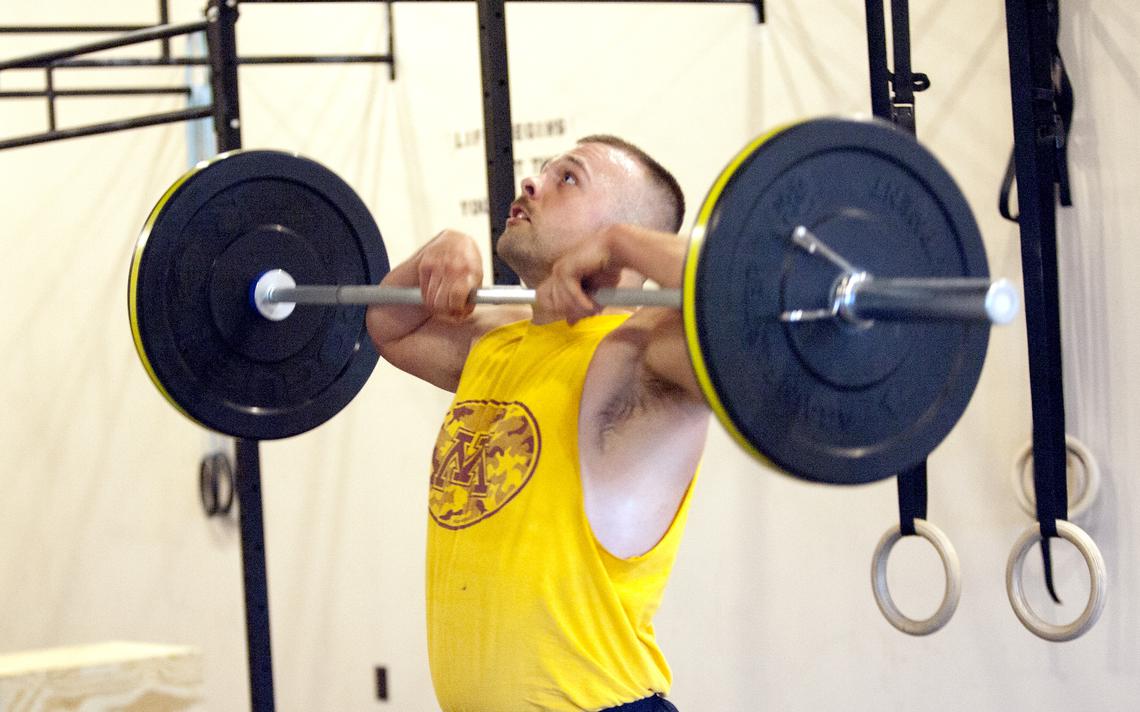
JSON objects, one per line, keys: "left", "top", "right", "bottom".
{"left": 783, "top": 223, "right": 1021, "bottom": 325}
{"left": 839, "top": 275, "right": 1020, "bottom": 325}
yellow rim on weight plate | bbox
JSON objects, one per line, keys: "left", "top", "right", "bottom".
{"left": 682, "top": 122, "right": 798, "bottom": 467}
{"left": 127, "top": 151, "right": 241, "bottom": 425}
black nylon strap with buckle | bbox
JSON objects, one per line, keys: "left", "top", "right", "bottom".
{"left": 1004, "top": 0, "right": 1073, "bottom": 603}
{"left": 865, "top": 0, "right": 933, "bottom": 542}
{"left": 1000, "top": 0, "right": 1073, "bottom": 223}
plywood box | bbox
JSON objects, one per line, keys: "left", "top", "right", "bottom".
{"left": 0, "top": 642, "right": 202, "bottom": 711}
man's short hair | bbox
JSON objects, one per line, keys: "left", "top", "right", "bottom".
{"left": 577, "top": 135, "right": 685, "bottom": 233}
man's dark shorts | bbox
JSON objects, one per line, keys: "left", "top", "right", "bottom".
{"left": 603, "top": 694, "right": 679, "bottom": 712}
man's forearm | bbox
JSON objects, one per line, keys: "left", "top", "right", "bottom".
{"left": 366, "top": 245, "right": 430, "bottom": 348}
{"left": 605, "top": 224, "right": 687, "bottom": 290}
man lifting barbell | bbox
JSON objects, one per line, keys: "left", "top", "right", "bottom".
{"left": 128, "top": 117, "right": 1019, "bottom": 710}
{"left": 367, "top": 135, "right": 701, "bottom": 711}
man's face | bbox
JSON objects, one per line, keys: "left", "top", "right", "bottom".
{"left": 496, "top": 142, "right": 644, "bottom": 285}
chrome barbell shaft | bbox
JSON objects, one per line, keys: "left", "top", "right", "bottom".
{"left": 254, "top": 269, "right": 1017, "bottom": 324}
{"left": 268, "top": 284, "right": 684, "bottom": 308}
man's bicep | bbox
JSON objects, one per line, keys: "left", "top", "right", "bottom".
{"left": 378, "top": 318, "right": 472, "bottom": 391}
{"left": 377, "top": 306, "right": 529, "bottom": 392}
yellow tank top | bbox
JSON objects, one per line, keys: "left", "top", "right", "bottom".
{"left": 425, "top": 315, "right": 696, "bottom": 711}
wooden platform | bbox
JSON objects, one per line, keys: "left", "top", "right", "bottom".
{"left": 0, "top": 642, "right": 202, "bottom": 711}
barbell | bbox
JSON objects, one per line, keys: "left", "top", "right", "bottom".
{"left": 129, "top": 117, "right": 1018, "bottom": 485}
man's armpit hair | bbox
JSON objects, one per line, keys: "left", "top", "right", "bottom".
{"left": 595, "top": 369, "right": 689, "bottom": 451}
{"left": 577, "top": 134, "right": 685, "bottom": 233}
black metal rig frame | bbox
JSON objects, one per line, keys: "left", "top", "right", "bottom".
{"left": 0, "top": 0, "right": 397, "bottom": 151}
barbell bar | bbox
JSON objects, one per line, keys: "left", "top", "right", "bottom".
{"left": 252, "top": 243, "right": 1019, "bottom": 325}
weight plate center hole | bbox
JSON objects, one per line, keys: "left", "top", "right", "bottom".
{"left": 209, "top": 223, "right": 329, "bottom": 363}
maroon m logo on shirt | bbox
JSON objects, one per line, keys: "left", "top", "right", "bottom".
{"left": 432, "top": 427, "right": 491, "bottom": 496}
{"left": 428, "top": 399, "right": 542, "bottom": 530}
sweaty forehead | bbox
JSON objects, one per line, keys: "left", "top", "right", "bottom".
{"left": 569, "top": 142, "right": 642, "bottom": 180}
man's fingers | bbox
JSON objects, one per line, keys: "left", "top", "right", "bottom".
{"left": 572, "top": 280, "right": 597, "bottom": 315}
{"left": 448, "top": 279, "right": 475, "bottom": 318}
{"left": 421, "top": 269, "right": 441, "bottom": 311}
{"left": 416, "top": 231, "right": 483, "bottom": 320}
{"left": 559, "top": 277, "right": 599, "bottom": 324}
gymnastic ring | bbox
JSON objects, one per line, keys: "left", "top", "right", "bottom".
{"left": 1011, "top": 434, "right": 1101, "bottom": 520}
{"left": 1005, "top": 520, "right": 1107, "bottom": 642}
{"left": 199, "top": 451, "right": 235, "bottom": 517}
{"left": 871, "top": 519, "right": 961, "bottom": 635}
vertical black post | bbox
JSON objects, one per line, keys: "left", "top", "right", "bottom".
{"left": 1004, "top": 0, "right": 1068, "bottom": 595}
{"left": 476, "top": 0, "right": 519, "bottom": 285}
{"left": 206, "top": 0, "right": 273, "bottom": 708}
{"left": 45, "top": 65, "right": 57, "bottom": 131}
{"left": 159, "top": 0, "right": 171, "bottom": 59}
{"left": 864, "top": 0, "right": 891, "bottom": 120}
{"left": 234, "top": 439, "right": 276, "bottom": 712}
{"left": 386, "top": 1, "right": 396, "bottom": 81}
{"left": 207, "top": 0, "right": 242, "bottom": 152}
